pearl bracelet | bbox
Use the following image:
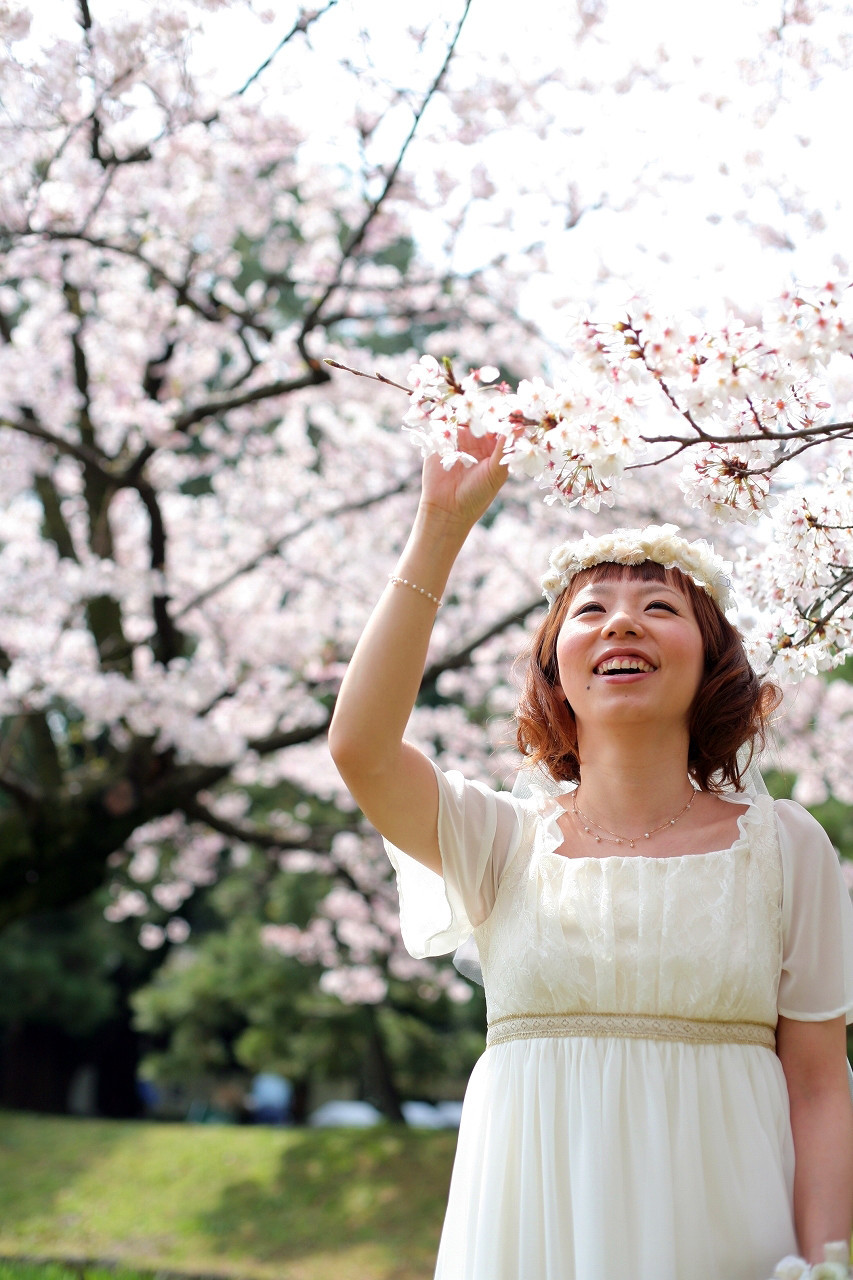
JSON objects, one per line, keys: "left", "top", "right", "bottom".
{"left": 388, "top": 574, "right": 443, "bottom": 608}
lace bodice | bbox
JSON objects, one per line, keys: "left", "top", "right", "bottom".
{"left": 385, "top": 762, "right": 853, "bottom": 1029}
{"left": 476, "top": 794, "right": 781, "bottom": 1025}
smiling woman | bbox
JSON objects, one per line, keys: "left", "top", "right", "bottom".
{"left": 328, "top": 429, "right": 853, "bottom": 1280}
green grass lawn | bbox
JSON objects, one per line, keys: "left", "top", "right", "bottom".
{"left": 0, "top": 1111, "right": 457, "bottom": 1280}
{"left": 0, "top": 1267, "right": 154, "bottom": 1280}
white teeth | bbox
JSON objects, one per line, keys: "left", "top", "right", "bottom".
{"left": 595, "top": 656, "right": 655, "bottom": 675}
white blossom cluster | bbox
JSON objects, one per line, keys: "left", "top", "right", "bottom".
{"left": 541, "top": 524, "right": 734, "bottom": 613}
{"left": 403, "top": 355, "right": 638, "bottom": 513}
{"left": 401, "top": 283, "right": 853, "bottom": 677}
{"left": 771, "top": 677, "right": 853, "bottom": 807}
{"left": 404, "top": 284, "right": 853, "bottom": 522}
{"left": 769, "top": 1242, "right": 852, "bottom": 1280}
{"left": 261, "top": 829, "right": 473, "bottom": 1006}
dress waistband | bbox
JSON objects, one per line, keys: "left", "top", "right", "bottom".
{"left": 486, "top": 1011, "right": 776, "bottom": 1050}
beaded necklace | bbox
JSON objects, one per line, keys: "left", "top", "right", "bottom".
{"left": 571, "top": 787, "right": 696, "bottom": 849}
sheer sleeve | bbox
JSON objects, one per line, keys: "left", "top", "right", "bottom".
{"left": 776, "top": 798, "right": 853, "bottom": 1023}
{"left": 383, "top": 759, "right": 524, "bottom": 960}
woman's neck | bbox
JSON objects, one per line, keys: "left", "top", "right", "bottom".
{"left": 574, "top": 727, "right": 694, "bottom": 834}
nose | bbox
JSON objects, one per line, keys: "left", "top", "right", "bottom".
{"left": 601, "top": 608, "right": 644, "bottom": 638}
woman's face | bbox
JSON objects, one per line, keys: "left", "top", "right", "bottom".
{"left": 554, "top": 568, "right": 705, "bottom": 735}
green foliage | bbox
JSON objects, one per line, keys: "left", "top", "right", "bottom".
{"left": 132, "top": 857, "right": 485, "bottom": 1105}
{"left": 0, "top": 897, "right": 146, "bottom": 1037}
{"left": 132, "top": 913, "right": 321, "bottom": 1082}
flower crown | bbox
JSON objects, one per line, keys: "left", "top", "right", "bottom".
{"left": 541, "top": 524, "right": 735, "bottom": 613}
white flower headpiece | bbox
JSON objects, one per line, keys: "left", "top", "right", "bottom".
{"left": 542, "top": 523, "right": 735, "bottom": 613}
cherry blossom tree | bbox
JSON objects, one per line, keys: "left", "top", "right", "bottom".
{"left": 0, "top": 0, "right": 852, "bottom": 1073}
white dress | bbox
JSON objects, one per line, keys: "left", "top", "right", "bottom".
{"left": 385, "top": 763, "right": 853, "bottom": 1280}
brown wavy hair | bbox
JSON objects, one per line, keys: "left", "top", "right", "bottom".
{"left": 515, "top": 561, "right": 780, "bottom": 792}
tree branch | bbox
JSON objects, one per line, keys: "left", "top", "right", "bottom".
{"left": 16, "top": 230, "right": 272, "bottom": 338}
{"left": 175, "top": 474, "right": 417, "bottom": 619}
{"left": 58, "top": 274, "right": 132, "bottom": 673}
{"left": 183, "top": 798, "right": 337, "bottom": 852}
{"left": 233, "top": 2, "right": 340, "bottom": 98}
{"left": 171, "top": 365, "right": 331, "bottom": 434}
{"left": 249, "top": 712, "right": 334, "bottom": 757}
{"left": 135, "top": 478, "right": 184, "bottom": 666}
{"left": 636, "top": 417, "right": 853, "bottom": 453}
{"left": 33, "top": 473, "right": 79, "bottom": 561}
{"left": 0, "top": 409, "right": 112, "bottom": 475}
{"left": 249, "top": 596, "right": 542, "bottom": 758}
{"left": 77, "top": 0, "right": 153, "bottom": 169}
{"left": 650, "top": 369, "right": 704, "bottom": 436}
{"left": 421, "top": 597, "right": 542, "bottom": 687}
{"left": 791, "top": 572, "right": 853, "bottom": 648}
{"left": 297, "top": 0, "right": 473, "bottom": 343}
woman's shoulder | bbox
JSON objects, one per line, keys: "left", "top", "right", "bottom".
{"left": 438, "top": 761, "right": 568, "bottom": 812}
{"left": 718, "top": 791, "right": 827, "bottom": 844}
{"left": 432, "top": 763, "right": 533, "bottom": 843}
{"left": 770, "top": 796, "right": 839, "bottom": 860}
{"left": 436, "top": 763, "right": 520, "bottom": 806}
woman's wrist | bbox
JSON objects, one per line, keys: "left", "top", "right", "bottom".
{"left": 413, "top": 498, "right": 477, "bottom": 545}
{"left": 387, "top": 506, "right": 469, "bottom": 608}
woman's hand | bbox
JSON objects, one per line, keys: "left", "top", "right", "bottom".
{"left": 418, "top": 425, "right": 510, "bottom": 533}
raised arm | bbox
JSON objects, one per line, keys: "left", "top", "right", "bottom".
{"left": 328, "top": 428, "right": 509, "bottom": 873}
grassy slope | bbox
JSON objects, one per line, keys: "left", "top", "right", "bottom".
{"left": 0, "top": 1112, "right": 457, "bottom": 1280}
{"left": 0, "top": 1267, "right": 153, "bottom": 1280}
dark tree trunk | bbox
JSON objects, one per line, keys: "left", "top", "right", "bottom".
{"left": 0, "top": 1006, "right": 143, "bottom": 1118}
{"left": 290, "top": 1076, "right": 311, "bottom": 1125}
{"left": 0, "top": 1021, "right": 82, "bottom": 1112}
{"left": 0, "top": 752, "right": 233, "bottom": 929}
{"left": 361, "top": 1006, "right": 405, "bottom": 1123}
{"left": 93, "top": 1014, "right": 143, "bottom": 1118}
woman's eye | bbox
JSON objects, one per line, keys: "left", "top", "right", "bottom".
{"left": 648, "top": 601, "right": 677, "bottom": 613}
{"left": 576, "top": 603, "right": 604, "bottom": 615}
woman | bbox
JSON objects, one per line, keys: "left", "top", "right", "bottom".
{"left": 328, "top": 427, "right": 853, "bottom": 1279}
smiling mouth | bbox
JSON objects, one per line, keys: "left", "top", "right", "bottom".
{"left": 593, "top": 657, "right": 656, "bottom": 676}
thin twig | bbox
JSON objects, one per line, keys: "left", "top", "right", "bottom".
{"left": 639, "top": 419, "right": 853, "bottom": 449}
{"left": 324, "top": 358, "right": 409, "bottom": 393}
{"left": 233, "top": 2, "right": 339, "bottom": 98}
